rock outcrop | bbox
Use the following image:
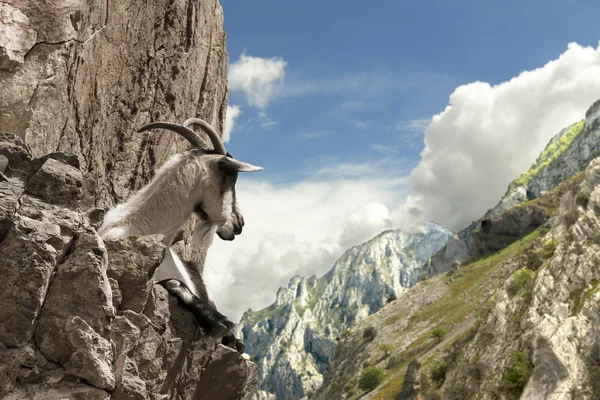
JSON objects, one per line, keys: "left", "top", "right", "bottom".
{"left": 0, "top": 0, "right": 230, "bottom": 262}
{"left": 313, "top": 157, "right": 600, "bottom": 400}
{"left": 239, "top": 223, "right": 453, "bottom": 400}
{"left": 0, "top": 133, "right": 258, "bottom": 399}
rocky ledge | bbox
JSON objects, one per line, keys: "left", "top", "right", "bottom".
{"left": 0, "top": 132, "right": 258, "bottom": 399}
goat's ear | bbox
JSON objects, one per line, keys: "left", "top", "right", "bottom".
{"left": 217, "top": 157, "right": 263, "bottom": 174}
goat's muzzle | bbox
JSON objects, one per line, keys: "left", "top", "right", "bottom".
{"left": 217, "top": 231, "right": 236, "bottom": 241}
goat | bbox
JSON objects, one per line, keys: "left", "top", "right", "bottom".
{"left": 98, "top": 118, "right": 258, "bottom": 352}
{"left": 97, "top": 118, "right": 262, "bottom": 245}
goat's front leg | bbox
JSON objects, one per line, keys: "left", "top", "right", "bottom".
{"left": 162, "top": 280, "right": 233, "bottom": 338}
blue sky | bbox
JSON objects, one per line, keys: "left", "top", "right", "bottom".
{"left": 221, "top": 0, "right": 600, "bottom": 182}
{"left": 206, "top": 0, "right": 600, "bottom": 320}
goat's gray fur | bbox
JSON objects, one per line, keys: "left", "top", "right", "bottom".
{"left": 97, "top": 118, "right": 262, "bottom": 245}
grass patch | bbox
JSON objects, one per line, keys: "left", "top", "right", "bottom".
{"left": 543, "top": 239, "right": 558, "bottom": 259}
{"left": 570, "top": 279, "right": 600, "bottom": 316}
{"left": 409, "top": 228, "right": 542, "bottom": 328}
{"left": 364, "top": 228, "right": 544, "bottom": 400}
{"left": 507, "top": 268, "right": 536, "bottom": 297}
{"left": 508, "top": 120, "right": 585, "bottom": 191}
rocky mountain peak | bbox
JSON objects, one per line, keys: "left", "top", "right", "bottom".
{"left": 238, "top": 223, "right": 453, "bottom": 399}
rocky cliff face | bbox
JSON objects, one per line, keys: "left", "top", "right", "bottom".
{"left": 424, "top": 99, "right": 600, "bottom": 277}
{"left": 314, "top": 158, "right": 600, "bottom": 400}
{"left": 1, "top": 0, "right": 258, "bottom": 398}
{"left": 0, "top": 0, "right": 230, "bottom": 261}
{"left": 238, "top": 223, "right": 453, "bottom": 400}
{"left": 0, "top": 133, "right": 258, "bottom": 399}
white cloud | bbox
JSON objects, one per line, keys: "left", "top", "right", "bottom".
{"left": 228, "top": 51, "right": 287, "bottom": 110}
{"left": 292, "top": 131, "right": 332, "bottom": 141}
{"left": 338, "top": 202, "right": 393, "bottom": 248}
{"left": 391, "top": 41, "right": 600, "bottom": 232}
{"left": 395, "top": 118, "right": 432, "bottom": 133}
{"left": 370, "top": 144, "right": 399, "bottom": 153}
{"left": 204, "top": 176, "right": 408, "bottom": 321}
{"left": 223, "top": 105, "right": 242, "bottom": 143}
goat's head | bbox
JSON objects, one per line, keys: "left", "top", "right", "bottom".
{"left": 137, "top": 118, "right": 262, "bottom": 241}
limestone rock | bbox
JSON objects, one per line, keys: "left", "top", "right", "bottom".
{"left": 25, "top": 157, "right": 83, "bottom": 208}
{"left": 105, "top": 236, "right": 165, "bottom": 313}
{"left": 0, "top": 3, "right": 36, "bottom": 70}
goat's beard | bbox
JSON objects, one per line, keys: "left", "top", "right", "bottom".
{"left": 191, "top": 219, "right": 218, "bottom": 250}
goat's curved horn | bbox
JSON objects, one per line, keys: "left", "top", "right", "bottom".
{"left": 137, "top": 122, "right": 209, "bottom": 150}
{"left": 183, "top": 118, "right": 227, "bottom": 156}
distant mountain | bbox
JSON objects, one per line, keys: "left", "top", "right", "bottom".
{"left": 314, "top": 135, "right": 600, "bottom": 400}
{"left": 237, "top": 223, "right": 453, "bottom": 399}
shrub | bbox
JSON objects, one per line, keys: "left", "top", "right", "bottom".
{"left": 562, "top": 209, "right": 579, "bottom": 228}
{"left": 576, "top": 191, "right": 590, "bottom": 209}
{"left": 543, "top": 239, "right": 558, "bottom": 259}
{"left": 508, "top": 268, "right": 536, "bottom": 296}
{"left": 430, "top": 360, "right": 448, "bottom": 387}
{"left": 430, "top": 326, "right": 448, "bottom": 343}
{"left": 363, "top": 326, "right": 377, "bottom": 342}
{"left": 341, "top": 329, "right": 350, "bottom": 338}
{"left": 525, "top": 249, "right": 544, "bottom": 271}
{"left": 504, "top": 351, "right": 533, "bottom": 392}
{"left": 359, "top": 367, "right": 385, "bottom": 391}
{"left": 378, "top": 343, "right": 394, "bottom": 358}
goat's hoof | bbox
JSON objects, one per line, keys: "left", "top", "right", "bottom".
{"left": 206, "top": 321, "right": 228, "bottom": 338}
{"left": 164, "top": 279, "right": 181, "bottom": 291}
{"left": 234, "top": 339, "right": 245, "bottom": 354}
{"left": 222, "top": 333, "right": 245, "bottom": 354}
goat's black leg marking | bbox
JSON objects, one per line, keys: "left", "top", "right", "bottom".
{"left": 162, "top": 279, "right": 229, "bottom": 338}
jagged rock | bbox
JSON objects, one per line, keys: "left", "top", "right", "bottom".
{"left": 0, "top": 3, "right": 36, "bottom": 70}
{"left": 240, "top": 223, "right": 453, "bottom": 400}
{"left": 194, "top": 345, "right": 259, "bottom": 400}
{"left": 0, "top": 133, "right": 258, "bottom": 399}
{"left": 105, "top": 236, "right": 165, "bottom": 313}
{"left": 470, "top": 204, "right": 548, "bottom": 258}
{"left": 25, "top": 157, "right": 83, "bottom": 208}
{"left": 35, "top": 228, "right": 113, "bottom": 365}
{"left": 398, "top": 360, "right": 421, "bottom": 400}
{"left": 0, "top": 0, "right": 259, "bottom": 396}
{"left": 64, "top": 317, "right": 116, "bottom": 390}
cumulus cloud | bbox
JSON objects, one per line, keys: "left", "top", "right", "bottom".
{"left": 204, "top": 177, "right": 407, "bottom": 321}
{"left": 223, "top": 105, "right": 242, "bottom": 143}
{"left": 391, "top": 42, "right": 600, "bottom": 231}
{"left": 338, "top": 202, "right": 393, "bottom": 248}
{"left": 228, "top": 51, "right": 287, "bottom": 110}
